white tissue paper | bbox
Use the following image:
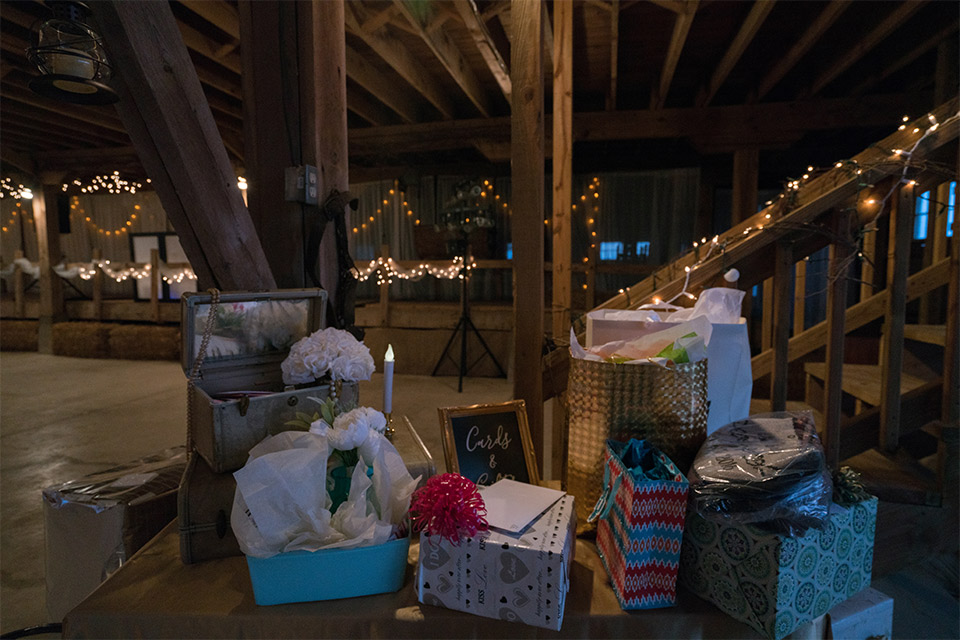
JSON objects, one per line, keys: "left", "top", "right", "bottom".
{"left": 231, "top": 429, "right": 420, "bottom": 558}
{"left": 663, "top": 287, "right": 745, "bottom": 324}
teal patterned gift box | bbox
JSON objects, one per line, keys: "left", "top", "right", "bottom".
{"left": 678, "top": 496, "right": 878, "bottom": 640}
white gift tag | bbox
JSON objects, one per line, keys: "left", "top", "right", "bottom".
{"left": 479, "top": 479, "right": 565, "bottom": 534}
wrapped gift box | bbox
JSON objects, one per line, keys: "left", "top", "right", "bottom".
{"left": 827, "top": 587, "right": 893, "bottom": 639}
{"left": 679, "top": 496, "right": 878, "bottom": 640}
{"left": 43, "top": 447, "right": 186, "bottom": 621}
{"left": 417, "top": 493, "right": 576, "bottom": 630}
{"left": 246, "top": 535, "right": 410, "bottom": 605}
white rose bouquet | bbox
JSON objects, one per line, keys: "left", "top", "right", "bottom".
{"left": 309, "top": 406, "right": 388, "bottom": 468}
{"left": 281, "top": 327, "right": 375, "bottom": 386}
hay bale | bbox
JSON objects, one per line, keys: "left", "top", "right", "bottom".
{"left": 108, "top": 324, "right": 180, "bottom": 361}
{"left": 52, "top": 322, "right": 111, "bottom": 358}
{"left": 1, "top": 320, "right": 39, "bottom": 351}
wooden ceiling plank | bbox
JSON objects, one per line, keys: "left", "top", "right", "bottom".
{"left": 647, "top": 0, "right": 685, "bottom": 14}
{"left": 93, "top": 0, "right": 275, "bottom": 291}
{"left": 1, "top": 147, "right": 36, "bottom": 174}
{"left": 850, "top": 20, "right": 957, "bottom": 97}
{"left": 343, "top": 2, "right": 456, "bottom": 119}
{"left": 454, "top": 0, "right": 511, "bottom": 103}
{"left": 346, "top": 43, "right": 420, "bottom": 123}
{"left": 177, "top": 20, "right": 241, "bottom": 74}
{"left": 392, "top": 0, "right": 493, "bottom": 117}
{"left": 0, "top": 83, "right": 128, "bottom": 133}
{"left": 810, "top": 0, "right": 927, "bottom": 96}
{"left": 361, "top": 6, "right": 400, "bottom": 33}
{"left": 180, "top": 0, "right": 240, "bottom": 39}
{"left": 653, "top": 0, "right": 698, "bottom": 109}
{"left": 607, "top": 0, "right": 619, "bottom": 110}
{"left": 347, "top": 86, "right": 395, "bottom": 126}
{"left": 756, "top": 0, "right": 848, "bottom": 100}
{"left": 698, "top": 0, "right": 776, "bottom": 107}
{"left": 192, "top": 62, "right": 241, "bottom": 100}
{"left": 3, "top": 104, "right": 129, "bottom": 145}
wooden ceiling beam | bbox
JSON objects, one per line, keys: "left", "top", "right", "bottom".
{"left": 347, "top": 86, "right": 395, "bottom": 127}
{"left": 392, "top": 0, "right": 493, "bottom": 117}
{"left": 192, "top": 61, "right": 241, "bottom": 100}
{"left": 480, "top": 2, "right": 510, "bottom": 22}
{"left": 586, "top": 0, "right": 612, "bottom": 12}
{"left": 653, "top": 0, "right": 697, "bottom": 109}
{"left": 2, "top": 104, "right": 129, "bottom": 145}
{"left": 607, "top": 0, "right": 619, "bottom": 110}
{"left": 0, "top": 83, "right": 128, "bottom": 134}
{"left": 345, "top": 43, "right": 421, "bottom": 123}
{"left": 697, "top": 0, "right": 775, "bottom": 107}
{"left": 454, "top": 0, "right": 511, "bottom": 104}
{"left": 542, "top": 2, "right": 554, "bottom": 67}
{"left": 756, "top": 0, "right": 847, "bottom": 100}
{"left": 809, "top": 0, "right": 926, "bottom": 96}
{"left": 180, "top": 0, "right": 240, "bottom": 39}
{"left": 1, "top": 147, "right": 36, "bottom": 175}
{"left": 361, "top": 6, "right": 400, "bottom": 33}
{"left": 344, "top": 2, "right": 456, "bottom": 119}
{"left": 851, "top": 21, "right": 959, "bottom": 97}
{"left": 647, "top": 0, "right": 685, "bottom": 14}
{"left": 177, "top": 20, "right": 241, "bottom": 74}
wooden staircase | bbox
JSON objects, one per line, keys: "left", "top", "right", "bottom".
{"left": 544, "top": 98, "right": 960, "bottom": 510}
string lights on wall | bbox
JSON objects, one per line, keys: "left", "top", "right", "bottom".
{"left": 353, "top": 255, "right": 475, "bottom": 285}
{"left": 0, "top": 257, "right": 197, "bottom": 284}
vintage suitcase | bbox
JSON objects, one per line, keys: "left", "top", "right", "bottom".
{"left": 181, "top": 288, "right": 358, "bottom": 474}
{"left": 179, "top": 414, "right": 436, "bottom": 564}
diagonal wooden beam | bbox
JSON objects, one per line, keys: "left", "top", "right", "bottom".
{"left": 345, "top": 44, "right": 421, "bottom": 123}
{"left": 809, "top": 0, "right": 926, "bottom": 96}
{"left": 756, "top": 0, "right": 847, "bottom": 100}
{"left": 653, "top": 0, "right": 698, "bottom": 109}
{"left": 850, "top": 20, "right": 958, "bottom": 97}
{"left": 343, "top": 2, "right": 455, "bottom": 119}
{"left": 360, "top": 5, "right": 400, "bottom": 33}
{"left": 607, "top": 0, "right": 619, "bottom": 110}
{"left": 347, "top": 86, "right": 394, "bottom": 126}
{"left": 180, "top": 0, "right": 240, "bottom": 39}
{"left": 698, "top": 0, "right": 775, "bottom": 107}
{"left": 454, "top": 0, "right": 511, "bottom": 104}
{"left": 177, "top": 20, "right": 241, "bottom": 74}
{"left": 648, "top": 0, "right": 685, "bottom": 13}
{"left": 392, "top": 0, "right": 492, "bottom": 116}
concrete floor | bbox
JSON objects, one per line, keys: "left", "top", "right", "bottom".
{"left": 1, "top": 352, "right": 957, "bottom": 637}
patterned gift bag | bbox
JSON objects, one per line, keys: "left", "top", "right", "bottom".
{"left": 589, "top": 439, "right": 689, "bottom": 609}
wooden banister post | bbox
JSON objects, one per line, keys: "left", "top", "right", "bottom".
{"left": 793, "top": 258, "right": 806, "bottom": 336}
{"left": 823, "top": 209, "right": 854, "bottom": 470}
{"left": 150, "top": 248, "right": 161, "bottom": 324}
{"left": 92, "top": 248, "right": 103, "bottom": 320}
{"left": 33, "top": 182, "right": 65, "bottom": 353}
{"left": 859, "top": 222, "right": 877, "bottom": 302}
{"left": 551, "top": 0, "right": 573, "bottom": 342}
{"left": 770, "top": 241, "right": 793, "bottom": 411}
{"left": 880, "top": 183, "right": 914, "bottom": 452}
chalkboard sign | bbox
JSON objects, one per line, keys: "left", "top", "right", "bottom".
{"left": 439, "top": 400, "right": 540, "bottom": 487}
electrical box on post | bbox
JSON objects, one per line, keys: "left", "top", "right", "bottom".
{"left": 283, "top": 165, "right": 319, "bottom": 205}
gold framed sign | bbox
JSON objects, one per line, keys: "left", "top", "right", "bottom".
{"left": 438, "top": 399, "right": 540, "bottom": 487}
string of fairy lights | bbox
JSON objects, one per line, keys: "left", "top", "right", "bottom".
{"left": 0, "top": 256, "right": 198, "bottom": 284}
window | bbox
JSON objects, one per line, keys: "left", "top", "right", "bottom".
{"left": 948, "top": 181, "right": 956, "bottom": 237}
{"left": 636, "top": 241, "right": 650, "bottom": 258}
{"left": 599, "top": 241, "right": 623, "bottom": 260}
{"left": 506, "top": 242, "right": 512, "bottom": 259}
{"left": 914, "top": 190, "right": 931, "bottom": 240}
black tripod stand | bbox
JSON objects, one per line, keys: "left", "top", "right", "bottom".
{"left": 431, "top": 265, "right": 507, "bottom": 392}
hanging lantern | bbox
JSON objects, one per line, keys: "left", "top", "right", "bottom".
{"left": 26, "top": 1, "right": 118, "bottom": 105}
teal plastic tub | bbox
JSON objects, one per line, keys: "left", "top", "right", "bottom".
{"left": 245, "top": 536, "right": 410, "bottom": 605}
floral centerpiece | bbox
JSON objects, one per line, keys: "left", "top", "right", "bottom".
{"left": 281, "top": 327, "right": 375, "bottom": 387}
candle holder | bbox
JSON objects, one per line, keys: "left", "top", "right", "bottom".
{"left": 384, "top": 412, "right": 395, "bottom": 441}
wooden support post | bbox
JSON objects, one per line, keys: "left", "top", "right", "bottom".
{"left": 586, "top": 242, "right": 598, "bottom": 310}
{"left": 942, "top": 180, "right": 959, "bottom": 424}
{"left": 731, "top": 147, "right": 759, "bottom": 225}
{"left": 761, "top": 278, "right": 773, "bottom": 351}
{"left": 823, "top": 210, "right": 853, "bottom": 470}
{"left": 859, "top": 222, "right": 877, "bottom": 302}
{"left": 92, "top": 248, "right": 103, "bottom": 320}
{"left": 379, "top": 244, "right": 390, "bottom": 327}
{"left": 880, "top": 183, "right": 914, "bottom": 452}
{"left": 793, "top": 258, "right": 806, "bottom": 335}
{"left": 770, "top": 241, "right": 793, "bottom": 411}
{"left": 512, "top": 0, "right": 545, "bottom": 471}
{"left": 552, "top": 0, "right": 573, "bottom": 340}
{"left": 33, "top": 183, "right": 65, "bottom": 353}
{"left": 95, "top": 0, "right": 276, "bottom": 291}
{"left": 149, "top": 248, "right": 161, "bottom": 324}
{"left": 13, "top": 249, "right": 25, "bottom": 318}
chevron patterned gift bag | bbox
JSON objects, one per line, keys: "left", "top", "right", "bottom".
{"left": 589, "top": 439, "right": 689, "bottom": 609}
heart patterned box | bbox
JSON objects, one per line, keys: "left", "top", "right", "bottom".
{"left": 416, "top": 493, "right": 576, "bottom": 630}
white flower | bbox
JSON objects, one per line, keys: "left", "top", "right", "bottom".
{"left": 326, "top": 406, "right": 387, "bottom": 458}
{"left": 280, "top": 328, "right": 375, "bottom": 385}
{"left": 308, "top": 418, "right": 331, "bottom": 437}
{"left": 328, "top": 419, "right": 369, "bottom": 452}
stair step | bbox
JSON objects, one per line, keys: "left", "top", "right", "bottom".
{"left": 804, "top": 363, "right": 927, "bottom": 407}
{"left": 843, "top": 447, "right": 941, "bottom": 506}
{"left": 903, "top": 324, "right": 947, "bottom": 346}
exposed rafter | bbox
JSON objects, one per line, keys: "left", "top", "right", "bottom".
{"left": 652, "top": 0, "right": 698, "bottom": 109}
{"left": 177, "top": 20, "right": 241, "bottom": 74}
{"left": 809, "top": 0, "right": 926, "bottom": 96}
{"left": 851, "top": 21, "right": 959, "bottom": 97}
{"left": 180, "top": 0, "right": 240, "bottom": 39}
{"left": 607, "top": 0, "right": 619, "bottom": 110}
{"left": 344, "top": 2, "right": 456, "bottom": 119}
{"left": 454, "top": 0, "right": 511, "bottom": 104}
{"left": 361, "top": 6, "right": 400, "bottom": 33}
{"left": 392, "top": 0, "right": 492, "bottom": 117}
{"left": 346, "top": 44, "right": 421, "bottom": 123}
{"left": 697, "top": 0, "right": 775, "bottom": 107}
{"left": 755, "top": 0, "right": 847, "bottom": 100}
{"left": 347, "top": 86, "right": 394, "bottom": 127}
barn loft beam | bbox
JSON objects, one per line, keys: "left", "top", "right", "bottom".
{"left": 177, "top": 19, "right": 241, "bottom": 74}
{"left": 850, "top": 20, "right": 958, "bottom": 98}
{"left": 809, "top": 1, "right": 926, "bottom": 96}
{"left": 697, "top": 0, "right": 775, "bottom": 107}
{"left": 344, "top": 2, "right": 456, "bottom": 119}
{"left": 93, "top": 0, "right": 275, "bottom": 291}
{"left": 756, "top": 0, "right": 847, "bottom": 100}
{"left": 392, "top": 0, "right": 493, "bottom": 117}
{"left": 347, "top": 86, "right": 395, "bottom": 126}
{"left": 180, "top": 0, "right": 240, "bottom": 39}
{"left": 652, "top": 0, "right": 698, "bottom": 109}
{"left": 346, "top": 44, "right": 421, "bottom": 123}
{"left": 607, "top": 0, "right": 619, "bottom": 110}
{"left": 454, "top": 0, "right": 511, "bottom": 104}
{"left": 348, "top": 92, "right": 930, "bottom": 156}
{"left": 0, "top": 82, "right": 128, "bottom": 134}
{"left": 647, "top": 0, "right": 687, "bottom": 13}
{"left": 0, "top": 147, "right": 35, "bottom": 175}
{"left": 361, "top": 5, "right": 400, "bottom": 33}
